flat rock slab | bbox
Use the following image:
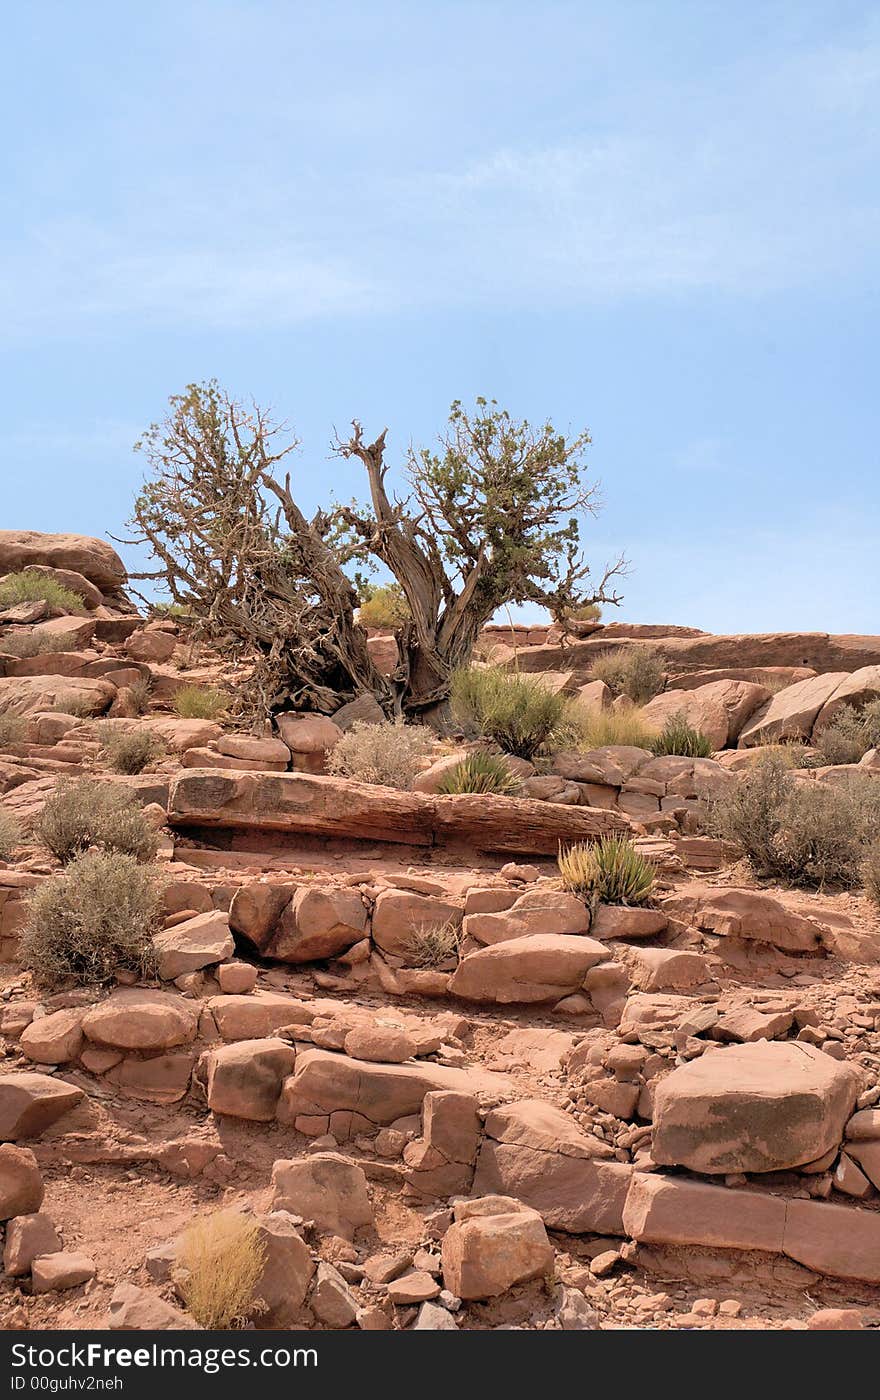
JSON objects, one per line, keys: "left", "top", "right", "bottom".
{"left": 449, "top": 934, "right": 608, "bottom": 1004}
{"left": 652, "top": 1041, "right": 860, "bottom": 1173}
{"left": 277, "top": 1047, "right": 513, "bottom": 1128}
{"left": 167, "top": 771, "right": 628, "bottom": 855}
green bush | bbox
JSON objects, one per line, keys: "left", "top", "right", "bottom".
{"left": 558, "top": 835, "right": 656, "bottom": 906}
{"left": 21, "top": 849, "right": 160, "bottom": 987}
{"left": 589, "top": 646, "right": 665, "bottom": 703}
{"left": 450, "top": 666, "right": 571, "bottom": 759}
{"left": 101, "top": 726, "right": 166, "bottom": 775}
{"left": 815, "top": 700, "right": 880, "bottom": 766}
{"left": 357, "top": 583, "right": 411, "bottom": 628}
{"left": 172, "top": 685, "right": 230, "bottom": 720}
{"left": 437, "top": 751, "right": 521, "bottom": 795}
{"left": 709, "top": 754, "right": 880, "bottom": 887}
{"left": 0, "top": 571, "right": 86, "bottom": 613}
{"left": 650, "top": 712, "right": 713, "bottom": 758}
{"left": 0, "top": 713, "right": 27, "bottom": 747}
{"left": 36, "top": 779, "right": 159, "bottom": 864}
{"left": 0, "top": 810, "right": 21, "bottom": 861}
{"left": 326, "top": 720, "right": 431, "bottom": 789}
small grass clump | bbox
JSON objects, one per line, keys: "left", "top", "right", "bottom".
{"left": 709, "top": 754, "right": 880, "bottom": 888}
{"left": 437, "top": 751, "right": 521, "bottom": 796}
{"left": 0, "top": 571, "right": 86, "bottom": 613}
{"left": 574, "top": 706, "right": 658, "bottom": 751}
{"left": 172, "top": 685, "right": 231, "bottom": 720}
{"left": 0, "top": 631, "right": 79, "bottom": 658}
{"left": 0, "top": 811, "right": 22, "bottom": 861}
{"left": 36, "top": 779, "right": 159, "bottom": 864}
{"left": 589, "top": 645, "right": 665, "bottom": 704}
{"left": 357, "top": 582, "right": 411, "bottom": 628}
{"left": 101, "top": 726, "right": 166, "bottom": 775}
{"left": 815, "top": 700, "right": 880, "bottom": 767}
{"left": 21, "top": 849, "right": 160, "bottom": 987}
{"left": 650, "top": 712, "right": 713, "bottom": 758}
{"left": 0, "top": 713, "right": 27, "bottom": 747}
{"left": 327, "top": 720, "right": 431, "bottom": 790}
{"left": 450, "top": 666, "right": 571, "bottom": 760}
{"left": 559, "top": 834, "right": 656, "bottom": 907}
{"left": 405, "top": 919, "right": 462, "bottom": 969}
{"left": 128, "top": 678, "right": 154, "bottom": 716}
{"left": 174, "top": 1211, "right": 267, "bottom": 1329}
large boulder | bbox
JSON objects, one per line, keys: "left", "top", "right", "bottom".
{"left": 441, "top": 1199, "right": 554, "bottom": 1300}
{"left": 661, "top": 886, "right": 824, "bottom": 953}
{"left": 641, "top": 680, "right": 770, "bottom": 749}
{"left": 270, "top": 885, "right": 369, "bottom": 962}
{"left": 462, "top": 888, "right": 589, "bottom": 945}
{"left": 371, "top": 889, "right": 462, "bottom": 959}
{"left": 652, "top": 1042, "right": 860, "bottom": 1173}
{"left": 813, "top": 666, "right": 880, "bottom": 734}
{"left": 153, "top": 911, "right": 234, "bottom": 980}
{"left": 738, "top": 673, "right": 850, "bottom": 747}
{"left": 0, "top": 1144, "right": 44, "bottom": 1217}
{"left": 20, "top": 1009, "right": 84, "bottom": 1065}
{"left": 0, "top": 531, "right": 127, "bottom": 591}
{"left": 81, "top": 990, "right": 198, "bottom": 1052}
{"left": 449, "top": 934, "right": 608, "bottom": 1004}
{"left": 206, "top": 990, "right": 313, "bottom": 1041}
{"left": 473, "top": 1100, "right": 633, "bottom": 1235}
{"left": 0, "top": 1073, "right": 85, "bottom": 1140}
{"left": 270, "top": 1153, "right": 373, "bottom": 1239}
{"left": 0, "top": 675, "right": 116, "bottom": 718}
{"left": 201, "top": 1039, "right": 297, "bottom": 1121}
{"left": 249, "top": 1213, "right": 315, "bottom": 1327}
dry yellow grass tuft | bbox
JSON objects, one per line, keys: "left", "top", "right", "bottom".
{"left": 175, "top": 1211, "right": 267, "bottom": 1329}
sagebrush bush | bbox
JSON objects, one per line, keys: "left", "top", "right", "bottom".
{"left": 175, "top": 1211, "right": 267, "bottom": 1329}
{"left": 864, "top": 840, "right": 880, "bottom": 907}
{"left": 101, "top": 726, "right": 166, "bottom": 775}
{"left": 405, "top": 919, "right": 462, "bottom": 968}
{"left": 815, "top": 701, "right": 880, "bottom": 766}
{"left": 450, "top": 666, "right": 571, "bottom": 759}
{"left": 21, "top": 849, "right": 160, "bottom": 986}
{"left": 0, "top": 712, "right": 26, "bottom": 746}
{"left": 128, "top": 678, "right": 154, "bottom": 716}
{"left": 57, "top": 691, "right": 99, "bottom": 718}
{"left": 326, "top": 720, "right": 431, "bottom": 789}
{"left": 574, "top": 706, "right": 657, "bottom": 751}
{"left": 37, "top": 779, "right": 159, "bottom": 864}
{"left": 559, "top": 835, "right": 656, "bottom": 906}
{"left": 0, "top": 810, "right": 21, "bottom": 861}
{"left": 0, "top": 631, "right": 79, "bottom": 658}
{"left": 589, "top": 645, "right": 665, "bottom": 703}
{"left": 0, "top": 571, "right": 86, "bottom": 613}
{"left": 357, "top": 582, "right": 411, "bottom": 628}
{"left": 650, "top": 712, "right": 713, "bottom": 758}
{"left": 437, "top": 751, "right": 521, "bottom": 795}
{"left": 172, "top": 685, "right": 231, "bottom": 720}
{"left": 570, "top": 600, "right": 603, "bottom": 622}
{"left": 709, "top": 754, "right": 880, "bottom": 887}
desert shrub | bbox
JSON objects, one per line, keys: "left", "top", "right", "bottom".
{"left": 815, "top": 701, "right": 880, "bottom": 766}
{"left": 0, "top": 713, "right": 27, "bottom": 746}
{"left": 0, "top": 631, "right": 80, "bottom": 658}
{"left": 21, "top": 849, "right": 160, "bottom": 986}
{"left": 101, "top": 727, "right": 166, "bottom": 775}
{"left": 128, "top": 678, "right": 154, "bottom": 716}
{"left": 650, "top": 713, "right": 713, "bottom": 758}
{"left": 0, "top": 571, "right": 86, "bottom": 613}
{"left": 569, "top": 601, "right": 602, "bottom": 623}
{"left": 174, "top": 1211, "right": 267, "bottom": 1329}
{"left": 57, "top": 691, "right": 99, "bottom": 718}
{"left": 709, "top": 755, "right": 880, "bottom": 887}
{"left": 0, "top": 811, "right": 21, "bottom": 861}
{"left": 864, "top": 840, "right": 880, "bottom": 907}
{"left": 589, "top": 645, "right": 665, "bottom": 704}
{"left": 437, "top": 751, "right": 521, "bottom": 795}
{"left": 450, "top": 666, "right": 571, "bottom": 759}
{"left": 357, "top": 582, "right": 411, "bottom": 628}
{"left": 574, "top": 706, "right": 658, "bottom": 751}
{"left": 326, "top": 720, "right": 431, "bottom": 789}
{"left": 172, "top": 685, "right": 231, "bottom": 720}
{"left": 405, "top": 919, "right": 462, "bottom": 968}
{"left": 559, "top": 835, "right": 656, "bottom": 907}
{"left": 36, "top": 779, "right": 159, "bottom": 864}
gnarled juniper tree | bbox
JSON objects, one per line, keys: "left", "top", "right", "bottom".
{"left": 128, "top": 383, "right": 624, "bottom": 718}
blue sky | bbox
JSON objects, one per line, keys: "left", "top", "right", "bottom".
{"left": 1, "top": 1, "right": 878, "bottom": 632}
